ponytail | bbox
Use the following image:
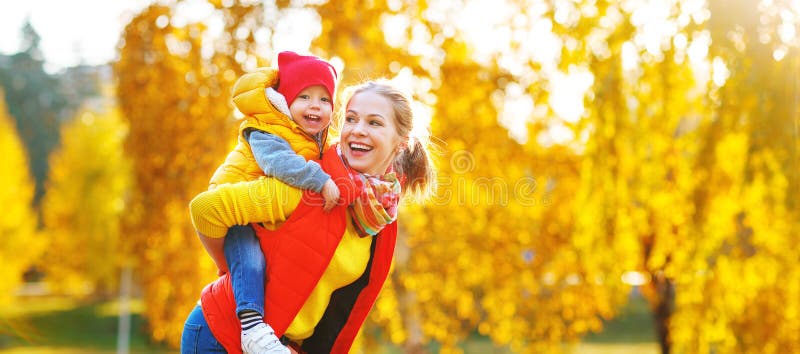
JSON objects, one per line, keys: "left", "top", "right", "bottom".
{"left": 394, "top": 135, "right": 436, "bottom": 200}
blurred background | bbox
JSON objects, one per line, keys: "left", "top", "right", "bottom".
{"left": 0, "top": 0, "right": 798, "bottom": 353}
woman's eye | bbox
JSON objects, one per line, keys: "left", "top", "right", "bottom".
{"left": 370, "top": 120, "right": 383, "bottom": 126}
{"left": 345, "top": 116, "right": 356, "bottom": 123}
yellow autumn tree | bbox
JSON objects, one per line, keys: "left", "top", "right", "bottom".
{"left": 545, "top": 3, "right": 706, "bottom": 353}
{"left": 311, "top": 1, "right": 799, "bottom": 353}
{"left": 113, "top": 1, "right": 800, "bottom": 352}
{"left": 115, "top": 1, "right": 268, "bottom": 346}
{"left": 40, "top": 104, "right": 131, "bottom": 298}
{"left": 311, "top": 2, "right": 624, "bottom": 353}
{"left": 406, "top": 43, "right": 608, "bottom": 354}
{"left": 551, "top": 1, "right": 800, "bottom": 353}
{"left": 0, "top": 90, "right": 40, "bottom": 308}
{"left": 667, "top": 1, "right": 800, "bottom": 353}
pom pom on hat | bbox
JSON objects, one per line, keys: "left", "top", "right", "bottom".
{"left": 276, "top": 51, "right": 338, "bottom": 106}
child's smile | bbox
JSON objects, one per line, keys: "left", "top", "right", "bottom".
{"left": 289, "top": 85, "right": 333, "bottom": 136}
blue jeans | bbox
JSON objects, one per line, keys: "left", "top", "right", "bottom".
{"left": 181, "top": 305, "right": 225, "bottom": 353}
{"left": 224, "top": 225, "right": 266, "bottom": 316}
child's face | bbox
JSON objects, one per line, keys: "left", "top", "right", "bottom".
{"left": 289, "top": 85, "right": 333, "bottom": 136}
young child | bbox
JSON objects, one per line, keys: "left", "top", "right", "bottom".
{"left": 197, "top": 51, "right": 339, "bottom": 354}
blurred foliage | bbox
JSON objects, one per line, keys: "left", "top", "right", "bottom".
{"left": 40, "top": 104, "right": 131, "bottom": 298}
{"left": 1, "top": 0, "right": 798, "bottom": 353}
{"left": 114, "top": 0, "right": 269, "bottom": 347}
{"left": 665, "top": 1, "right": 800, "bottom": 353}
{"left": 0, "top": 20, "right": 95, "bottom": 205}
{"left": 0, "top": 91, "right": 41, "bottom": 309}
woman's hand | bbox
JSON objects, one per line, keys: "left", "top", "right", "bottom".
{"left": 197, "top": 232, "right": 229, "bottom": 276}
{"left": 321, "top": 179, "right": 340, "bottom": 212}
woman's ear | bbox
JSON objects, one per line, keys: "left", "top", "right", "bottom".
{"left": 397, "top": 138, "right": 409, "bottom": 153}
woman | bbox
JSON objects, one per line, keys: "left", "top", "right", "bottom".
{"left": 182, "top": 80, "right": 435, "bottom": 354}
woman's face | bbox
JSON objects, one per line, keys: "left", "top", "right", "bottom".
{"left": 341, "top": 90, "right": 404, "bottom": 175}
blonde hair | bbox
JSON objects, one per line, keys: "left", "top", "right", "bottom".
{"left": 337, "top": 80, "right": 436, "bottom": 199}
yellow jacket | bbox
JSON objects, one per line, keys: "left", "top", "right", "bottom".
{"left": 208, "top": 67, "right": 328, "bottom": 188}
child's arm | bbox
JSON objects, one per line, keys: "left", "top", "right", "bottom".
{"left": 189, "top": 176, "right": 302, "bottom": 273}
{"left": 248, "top": 130, "right": 340, "bottom": 211}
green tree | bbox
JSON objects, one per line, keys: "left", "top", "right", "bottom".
{"left": 0, "top": 20, "right": 73, "bottom": 204}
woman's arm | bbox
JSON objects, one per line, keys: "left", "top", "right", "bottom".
{"left": 197, "top": 232, "right": 227, "bottom": 275}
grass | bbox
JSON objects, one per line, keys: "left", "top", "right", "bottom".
{"left": 0, "top": 297, "right": 173, "bottom": 354}
{"left": 0, "top": 293, "right": 659, "bottom": 354}
{"left": 572, "top": 293, "right": 659, "bottom": 354}
{"left": 583, "top": 292, "right": 657, "bottom": 344}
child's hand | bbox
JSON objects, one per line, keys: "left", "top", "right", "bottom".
{"left": 321, "top": 179, "right": 340, "bottom": 212}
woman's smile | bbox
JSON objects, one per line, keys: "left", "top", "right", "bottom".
{"left": 348, "top": 142, "right": 373, "bottom": 155}
{"left": 341, "top": 91, "right": 403, "bottom": 175}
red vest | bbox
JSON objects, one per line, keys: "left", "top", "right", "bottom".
{"left": 200, "top": 146, "right": 398, "bottom": 354}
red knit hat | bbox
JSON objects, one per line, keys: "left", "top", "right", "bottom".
{"left": 276, "top": 51, "right": 338, "bottom": 106}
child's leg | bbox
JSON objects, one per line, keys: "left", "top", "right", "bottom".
{"left": 224, "top": 225, "right": 289, "bottom": 354}
{"left": 224, "top": 225, "right": 265, "bottom": 317}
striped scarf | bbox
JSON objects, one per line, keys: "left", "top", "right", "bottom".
{"left": 348, "top": 171, "right": 401, "bottom": 237}
{"left": 340, "top": 149, "right": 401, "bottom": 237}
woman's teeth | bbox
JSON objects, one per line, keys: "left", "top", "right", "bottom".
{"left": 349, "top": 142, "right": 372, "bottom": 152}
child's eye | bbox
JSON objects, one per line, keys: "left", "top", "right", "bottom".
{"left": 321, "top": 97, "right": 331, "bottom": 103}
{"left": 298, "top": 94, "right": 310, "bottom": 99}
